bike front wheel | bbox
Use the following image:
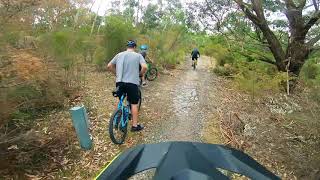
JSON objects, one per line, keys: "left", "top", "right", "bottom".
{"left": 109, "top": 109, "right": 127, "bottom": 144}
{"left": 146, "top": 67, "right": 158, "bottom": 81}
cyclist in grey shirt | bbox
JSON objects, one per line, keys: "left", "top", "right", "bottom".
{"left": 107, "top": 40, "right": 147, "bottom": 132}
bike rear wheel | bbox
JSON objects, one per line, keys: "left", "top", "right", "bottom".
{"left": 109, "top": 109, "right": 127, "bottom": 144}
{"left": 146, "top": 67, "right": 158, "bottom": 81}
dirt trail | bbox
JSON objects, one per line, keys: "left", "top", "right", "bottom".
{"left": 140, "top": 56, "right": 221, "bottom": 143}
{"left": 129, "top": 56, "right": 222, "bottom": 179}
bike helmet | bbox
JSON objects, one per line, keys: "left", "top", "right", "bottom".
{"left": 95, "top": 142, "right": 280, "bottom": 180}
{"left": 140, "top": 44, "right": 148, "bottom": 50}
{"left": 127, "top": 40, "right": 137, "bottom": 48}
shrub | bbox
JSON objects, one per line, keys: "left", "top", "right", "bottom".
{"left": 202, "top": 43, "right": 234, "bottom": 66}
{"left": 213, "top": 65, "right": 236, "bottom": 77}
{"left": 234, "top": 65, "right": 287, "bottom": 97}
{"left": 310, "top": 86, "right": 320, "bottom": 104}
{"left": 93, "top": 46, "right": 107, "bottom": 69}
{"left": 103, "top": 15, "right": 137, "bottom": 63}
{"left": 141, "top": 26, "right": 187, "bottom": 69}
{"left": 302, "top": 63, "right": 319, "bottom": 80}
{"left": 0, "top": 50, "right": 66, "bottom": 124}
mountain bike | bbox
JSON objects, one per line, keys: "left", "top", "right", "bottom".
{"left": 192, "top": 59, "right": 198, "bottom": 70}
{"left": 109, "top": 87, "right": 141, "bottom": 144}
{"left": 145, "top": 62, "right": 158, "bottom": 81}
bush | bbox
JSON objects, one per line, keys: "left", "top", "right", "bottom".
{"left": 93, "top": 46, "right": 107, "bottom": 69}
{"left": 0, "top": 50, "right": 66, "bottom": 124}
{"left": 202, "top": 43, "right": 234, "bottom": 66}
{"left": 310, "top": 86, "right": 320, "bottom": 104}
{"left": 103, "top": 15, "right": 137, "bottom": 63}
{"left": 141, "top": 26, "right": 187, "bottom": 69}
{"left": 3, "top": 31, "right": 21, "bottom": 47}
{"left": 234, "top": 62, "right": 288, "bottom": 96}
{"left": 302, "top": 63, "right": 319, "bottom": 80}
{"left": 213, "top": 65, "right": 236, "bottom": 76}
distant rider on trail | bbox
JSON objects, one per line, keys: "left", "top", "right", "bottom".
{"left": 191, "top": 48, "right": 200, "bottom": 66}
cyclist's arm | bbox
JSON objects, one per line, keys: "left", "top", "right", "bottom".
{"left": 107, "top": 63, "right": 116, "bottom": 74}
{"left": 140, "top": 63, "right": 147, "bottom": 76}
{"left": 139, "top": 54, "right": 147, "bottom": 75}
{"left": 107, "top": 54, "right": 118, "bottom": 74}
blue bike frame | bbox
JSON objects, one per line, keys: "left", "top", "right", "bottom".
{"left": 115, "top": 94, "right": 130, "bottom": 128}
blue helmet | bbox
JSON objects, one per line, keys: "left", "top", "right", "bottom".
{"left": 140, "top": 44, "right": 148, "bottom": 50}
{"left": 127, "top": 40, "right": 137, "bottom": 48}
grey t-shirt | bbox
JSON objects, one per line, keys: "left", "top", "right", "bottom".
{"left": 110, "top": 50, "right": 146, "bottom": 85}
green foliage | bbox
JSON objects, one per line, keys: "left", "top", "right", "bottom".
{"left": 38, "top": 28, "right": 94, "bottom": 69}
{"left": 142, "top": 4, "right": 161, "bottom": 30}
{"left": 103, "top": 15, "right": 137, "bottom": 62}
{"left": 3, "top": 31, "right": 21, "bottom": 47}
{"left": 301, "top": 62, "right": 320, "bottom": 80}
{"left": 213, "top": 65, "right": 236, "bottom": 77}
{"left": 309, "top": 86, "right": 320, "bottom": 104}
{"left": 93, "top": 46, "right": 107, "bottom": 69}
{"left": 139, "top": 25, "right": 187, "bottom": 69}
{"left": 202, "top": 43, "right": 234, "bottom": 66}
{"left": 234, "top": 61, "right": 287, "bottom": 96}
{"left": 8, "top": 85, "right": 41, "bottom": 101}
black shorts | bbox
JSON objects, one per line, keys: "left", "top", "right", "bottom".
{"left": 116, "top": 82, "right": 140, "bottom": 104}
{"left": 192, "top": 57, "right": 198, "bottom": 60}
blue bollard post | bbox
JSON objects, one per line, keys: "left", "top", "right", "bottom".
{"left": 70, "top": 106, "right": 92, "bottom": 150}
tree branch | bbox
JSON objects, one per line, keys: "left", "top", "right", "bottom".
{"left": 234, "top": 0, "right": 261, "bottom": 25}
{"left": 304, "top": 11, "right": 320, "bottom": 32}
{"left": 236, "top": 50, "right": 276, "bottom": 65}
{"left": 307, "top": 33, "right": 320, "bottom": 47}
{"left": 234, "top": 0, "right": 286, "bottom": 65}
{"left": 312, "top": 0, "right": 319, "bottom": 11}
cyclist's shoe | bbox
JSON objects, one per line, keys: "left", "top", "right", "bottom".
{"left": 131, "top": 124, "right": 144, "bottom": 132}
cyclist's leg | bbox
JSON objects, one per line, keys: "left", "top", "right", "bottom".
{"left": 125, "top": 83, "right": 142, "bottom": 129}
{"left": 140, "top": 64, "right": 147, "bottom": 86}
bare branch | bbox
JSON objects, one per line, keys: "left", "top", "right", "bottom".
{"left": 312, "top": 0, "right": 319, "bottom": 11}
{"left": 307, "top": 33, "right": 320, "bottom": 47}
{"left": 234, "top": 0, "right": 261, "bottom": 25}
{"left": 304, "top": 11, "right": 320, "bottom": 32}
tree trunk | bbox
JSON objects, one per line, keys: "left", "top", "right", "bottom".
{"left": 286, "top": 41, "right": 310, "bottom": 76}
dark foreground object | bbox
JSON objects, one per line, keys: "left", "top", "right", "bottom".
{"left": 95, "top": 141, "right": 280, "bottom": 180}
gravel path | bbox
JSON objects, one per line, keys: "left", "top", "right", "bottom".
{"left": 129, "top": 56, "right": 220, "bottom": 179}
{"left": 145, "top": 56, "right": 216, "bottom": 142}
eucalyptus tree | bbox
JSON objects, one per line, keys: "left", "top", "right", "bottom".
{"left": 190, "top": 0, "right": 320, "bottom": 77}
